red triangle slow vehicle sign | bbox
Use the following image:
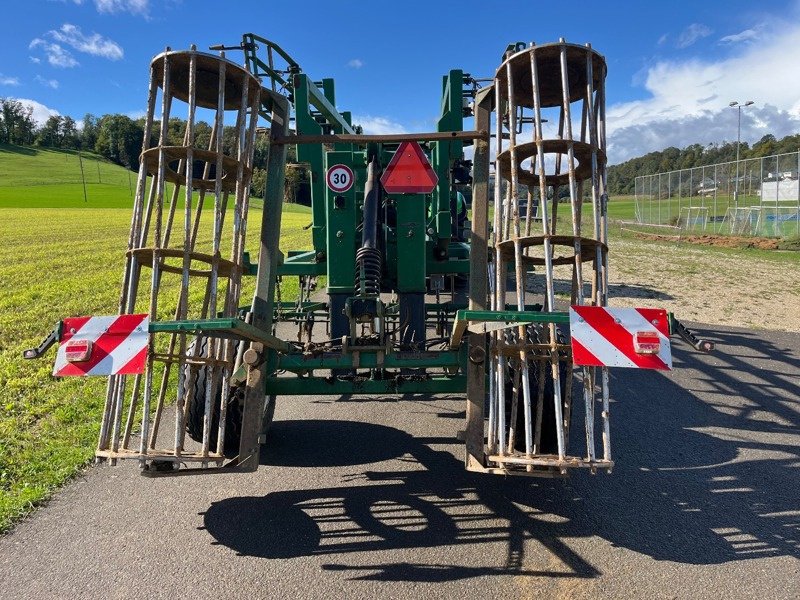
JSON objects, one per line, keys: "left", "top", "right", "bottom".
{"left": 380, "top": 141, "right": 439, "bottom": 194}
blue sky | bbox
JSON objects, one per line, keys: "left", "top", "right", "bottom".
{"left": 2, "top": 0, "right": 799, "bottom": 163}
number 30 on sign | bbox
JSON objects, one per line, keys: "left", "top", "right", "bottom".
{"left": 326, "top": 164, "right": 354, "bottom": 193}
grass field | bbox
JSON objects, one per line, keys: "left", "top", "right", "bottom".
{"left": 0, "top": 197, "right": 315, "bottom": 532}
{"left": 0, "top": 144, "right": 138, "bottom": 208}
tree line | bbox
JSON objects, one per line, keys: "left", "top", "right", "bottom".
{"left": 607, "top": 134, "right": 800, "bottom": 195}
{"left": 6, "top": 97, "right": 796, "bottom": 200}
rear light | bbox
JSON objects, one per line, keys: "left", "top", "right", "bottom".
{"left": 64, "top": 339, "right": 93, "bottom": 362}
{"left": 633, "top": 331, "right": 660, "bottom": 355}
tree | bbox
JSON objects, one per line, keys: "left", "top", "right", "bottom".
{"left": 36, "top": 115, "right": 63, "bottom": 147}
{"left": 61, "top": 116, "right": 79, "bottom": 149}
{"left": 94, "top": 114, "right": 143, "bottom": 169}
{"left": 752, "top": 134, "right": 776, "bottom": 158}
{"left": 81, "top": 114, "right": 99, "bottom": 150}
{"left": 0, "top": 98, "right": 37, "bottom": 145}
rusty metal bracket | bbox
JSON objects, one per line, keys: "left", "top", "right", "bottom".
{"left": 22, "top": 322, "right": 62, "bottom": 359}
{"left": 669, "top": 314, "right": 715, "bottom": 353}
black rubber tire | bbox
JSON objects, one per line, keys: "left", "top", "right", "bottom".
{"left": 185, "top": 339, "right": 276, "bottom": 457}
{"left": 504, "top": 330, "right": 569, "bottom": 455}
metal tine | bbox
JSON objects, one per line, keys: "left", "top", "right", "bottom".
{"left": 505, "top": 59, "right": 534, "bottom": 458}
{"left": 552, "top": 104, "right": 565, "bottom": 236}
{"left": 229, "top": 84, "right": 261, "bottom": 312}
{"left": 533, "top": 351, "right": 546, "bottom": 454}
{"left": 496, "top": 346, "right": 507, "bottom": 456}
{"left": 601, "top": 367, "right": 611, "bottom": 462}
{"left": 585, "top": 44, "right": 603, "bottom": 305}
{"left": 149, "top": 83, "right": 198, "bottom": 452}
{"left": 597, "top": 77, "right": 610, "bottom": 308}
{"left": 138, "top": 177, "right": 158, "bottom": 248}
{"left": 557, "top": 43, "right": 595, "bottom": 465}
{"left": 230, "top": 96, "right": 260, "bottom": 311}
{"left": 201, "top": 55, "right": 228, "bottom": 463}
{"left": 529, "top": 44, "right": 566, "bottom": 461}
{"left": 104, "top": 376, "right": 122, "bottom": 460}
{"left": 506, "top": 354, "right": 521, "bottom": 453}
{"left": 170, "top": 47, "right": 199, "bottom": 455}
{"left": 162, "top": 134, "right": 186, "bottom": 250}
{"left": 130, "top": 67, "right": 159, "bottom": 255}
{"left": 110, "top": 368, "right": 129, "bottom": 459}
{"left": 189, "top": 120, "right": 217, "bottom": 253}
{"left": 492, "top": 82, "right": 507, "bottom": 457}
{"left": 100, "top": 62, "right": 160, "bottom": 460}
{"left": 595, "top": 66, "right": 612, "bottom": 464}
{"left": 122, "top": 373, "right": 142, "bottom": 448}
{"left": 486, "top": 259, "right": 497, "bottom": 454}
{"left": 558, "top": 43, "right": 584, "bottom": 304}
{"left": 217, "top": 67, "right": 252, "bottom": 456}
{"left": 97, "top": 376, "right": 117, "bottom": 456}
{"left": 139, "top": 47, "right": 172, "bottom": 466}
{"left": 148, "top": 46, "right": 199, "bottom": 453}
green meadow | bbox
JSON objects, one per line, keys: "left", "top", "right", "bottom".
{"left": 0, "top": 145, "right": 315, "bottom": 531}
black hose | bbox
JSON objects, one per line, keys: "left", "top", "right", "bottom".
{"left": 355, "top": 158, "right": 382, "bottom": 296}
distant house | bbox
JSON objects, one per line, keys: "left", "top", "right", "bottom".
{"left": 695, "top": 177, "right": 718, "bottom": 196}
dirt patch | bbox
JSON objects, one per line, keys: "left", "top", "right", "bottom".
{"left": 608, "top": 237, "right": 800, "bottom": 333}
{"left": 633, "top": 232, "right": 783, "bottom": 250}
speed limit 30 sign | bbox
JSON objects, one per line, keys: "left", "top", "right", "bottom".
{"left": 326, "top": 164, "right": 354, "bottom": 193}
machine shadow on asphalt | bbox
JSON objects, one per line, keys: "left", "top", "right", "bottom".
{"left": 201, "top": 326, "right": 799, "bottom": 583}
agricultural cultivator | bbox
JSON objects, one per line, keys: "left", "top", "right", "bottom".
{"left": 25, "top": 34, "right": 713, "bottom": 477}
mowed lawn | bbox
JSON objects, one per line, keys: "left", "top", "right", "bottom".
{"left": 0, "top": 201, "right": 314, "bottom": 532}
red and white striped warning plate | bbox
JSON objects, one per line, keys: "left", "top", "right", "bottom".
{"left": 53, "top": 314, "right": 149, "bottom": 377}
{"left": 569, "top": 306, "right": 672, "bottom": 370}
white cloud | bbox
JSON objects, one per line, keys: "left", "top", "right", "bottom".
{"left": 29, "top": 38, "right": 79, "bottom": 68}
{"left": 29, "top": 24, "right": 123, "bottom": 66}
{"left": 352, "top": 115, "right": 408, "bottom": 135}
{"left": 50, "top": 24, "right": 123, "bottom": 60}
{"left": 657, "top": 33, "right": 668, "bottom": 46}
{"left": 35, "top": 75, "right": 60, "bottom": 89}
{"left": 347, "top": 59, "right": 364, "bottom": 69}
{"left": 29, "top": 56, "right": 41, "bottom": 64}
{"left": 606, "top": 20, "right": 800, "bottom": 163}
{"left": 94, "top": 0, "right": 149, "bottom": 16}
{"left": 8, "top": 98, "right": 61, "bottom": 126}
{"left": 720, "top": 28, "right": 761, "bottom": 44}
{"left": 676, "top": 23, "right": 712, "bottom": 49}
{"left": 0, "top": 74, "right": 21, "bottom": 86}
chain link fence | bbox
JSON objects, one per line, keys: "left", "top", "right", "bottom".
{"left": 634, "top": 151, "right": 800, "bottom": 238}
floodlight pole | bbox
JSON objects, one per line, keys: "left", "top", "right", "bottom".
{"left": 729, "top": 100, "right": 754, "bottom": 209}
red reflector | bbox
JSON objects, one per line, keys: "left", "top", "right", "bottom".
{"left": 64, "top": 339, "right": 93, "bottom": 362}
{"left": 380, "top": 141, "right": 439, "bottom": 194}
{"left": 633, "top": 331, "right": 660, "bottom": 355}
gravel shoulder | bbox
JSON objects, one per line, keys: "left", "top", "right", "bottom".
{"left": 606, "top": 237, "right": 800, "bottom": 332}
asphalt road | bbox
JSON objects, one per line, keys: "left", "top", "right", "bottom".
{"left": 1, "top": 324, "right": 799, "bottom": 599}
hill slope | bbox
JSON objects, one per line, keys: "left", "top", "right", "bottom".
{"left": 0, "top": 144, "right": 136, "bottom": 208}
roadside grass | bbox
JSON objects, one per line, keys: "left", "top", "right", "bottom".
{"left": 0, "top": 203, "right": 314, "bottom": 532}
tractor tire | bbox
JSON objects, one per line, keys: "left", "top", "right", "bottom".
{"left": 505, "top": 331, "right": 569, "bottom": 455}
{"left": 185, "top": 338, "right": 276, "bottom": 457}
